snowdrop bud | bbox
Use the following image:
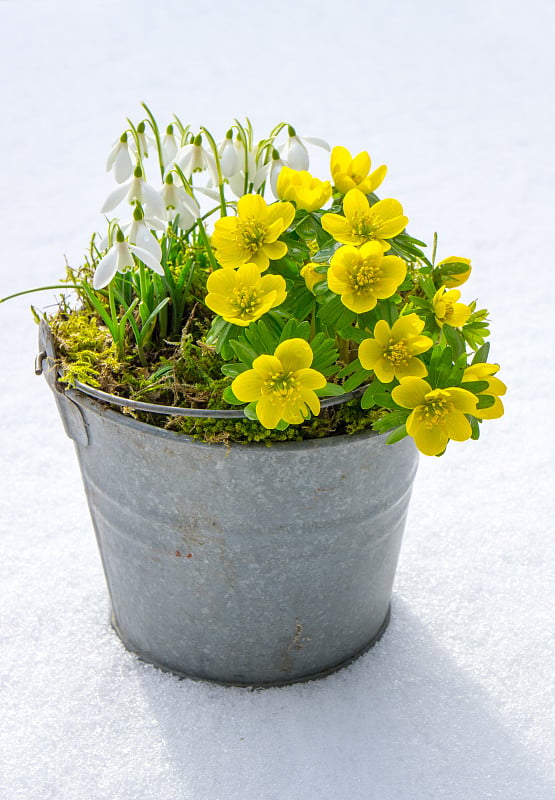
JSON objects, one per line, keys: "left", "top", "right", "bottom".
{"left": 133, "top": 205, "right": 143, "bottom": 221}
{"left": 270, "top": 148, "right": 285, "bottom": 198}
{"left": 116, "top": 228, "right": 125, "bottom": 243}
{"left": 134, "top": 165, "right": 143, "bottom": 179}
{"left": 286, "top": 135, "right": 309, "bottom": 171}
{"left": 219, "top": 132, "right": 239, "bottom": 178}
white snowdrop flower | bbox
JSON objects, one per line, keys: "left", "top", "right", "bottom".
{"left": 129, "top": 121, "right": 152, "bottom": 160}
{"left": 218, "top": 131, "right": 240, "bottom": 178}
{"left": 161, "top": 174, "right": 201, "bottom": 228}
{"left": 101, "top": 166, "right": 167, "bottom": 221}
{"left": 106, "top": 133, "right": 134, "bottom": 184}
{"left": 175, "top": 135, "right": 218, "bottom": 185}
{"left": 280, "top": 126, "right": 330, "bottom": 171}
{"left": 269, "top": 149, "right": 286, "bottom": 199}
{"left": 161, "top": 125, "right": 179, "bottom": 169}
{"left": 122, "top": 209, "right": 166, "bottom": 261}
{"left": 93, "top": 230, "right": 163, "bottom": 290}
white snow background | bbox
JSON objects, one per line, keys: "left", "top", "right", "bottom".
{"left": 1, "top": 1, "right": 554, "bottom": 798}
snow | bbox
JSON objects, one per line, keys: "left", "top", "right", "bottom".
{"left": 1, "top": 1, "right": 554, "bottom": 798}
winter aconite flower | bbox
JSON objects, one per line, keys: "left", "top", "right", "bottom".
{"left": 322, "top": 189, "right": 407, "bottom": 250}
{"left": 211, "top": 194, "right": 295, "bottom": 270}
{"left": 463, "top": 363, "right": 506, "bottom": 419}
{"left": 330, "top": 146, "right": 387, "bottom": 195}
{"left": 432, "top": 286, "right": 471, "bottom": 328}
{"left": 328, "top": 241, "right": 406, "bottom": 313}
{"left": 232, "top": 339, "right": 327, "bottom": 428}
{"left": 300, "top": 262, "right": 326, "bottom": 293}
{"left": 204, "top": 263, "right": 286, "bottom": 326}
{"left": 437, "top": 256, "right": 472, "bottom": 288}
{"left": 358, "top": 314, "right": 433, "bottom": 383}
{"left": 276, "top": 166, "right": 332, "bottom": 212}
{"left": 92, "top": 229, "right": 163, "bottom": 290}
{"left": 392, "top": 378, "right": 478, "bottom": 456}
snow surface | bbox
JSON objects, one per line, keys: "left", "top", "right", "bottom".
{"left": 1, "top": 1, "right": 554, "bottom": 798}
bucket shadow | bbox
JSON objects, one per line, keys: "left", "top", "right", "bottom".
{"left": 131, "top": 597, "right": 553, "bottom": 800}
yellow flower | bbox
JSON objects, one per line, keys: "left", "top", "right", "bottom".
{"left": 232, "top": 338, "right": 327, "bottom": 428}
{"left": 358, "top": 314, "right": 433, "bottom": 383}
{"left": 211, "top": 193, "right": 295, "bottom": 271}
{"left": 392, "top": 377, "right": 478, "bottom": 456}
{"left": 330, "top": 145, "right": 387, "bottom": 195}
{"left": 276, "top": 166, "right": 332, "bottom": 212}
{"left": 432, "top": 286, "right": 471, "bottom": 327}
{"left": 300, "top": 262, "right": 326, "bottom": 293}
{"left": 328, "top": 241, "right": 406, "bottom": 313}
{"left": 463, "top": 362, "right": 506, "bottom": 419}
{"left": 205, "top": 263, "right": 287, "bottom": 327}
{"left": 437, "top": 256, "right": 472, "bottom": 288}
{"left": 321, "top": 188, "right": 408, "bottom": 250}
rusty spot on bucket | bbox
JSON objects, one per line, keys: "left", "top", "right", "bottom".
{"left": 186, "top": 553, "right": 193, "bottom": 558}
{"left": 175, "top": 550, "right": 182, "bottom": 557}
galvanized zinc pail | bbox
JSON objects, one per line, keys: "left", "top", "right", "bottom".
{"left": 39, "top": 322, "right": 418, "bottom": 686}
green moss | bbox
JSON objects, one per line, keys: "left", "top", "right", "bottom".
{"left": 49, "top": 308, "right": 384, "bottom": 445}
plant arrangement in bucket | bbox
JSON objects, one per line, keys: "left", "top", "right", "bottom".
{"left": 2, "top": 105, "right": 506, "bottom": 685}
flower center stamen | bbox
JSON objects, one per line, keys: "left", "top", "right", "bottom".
{"left": 231, "top": 286, "right": 259, "bottom": 317}
{"left": 350, "top": 210, "right": 379, "bottom": 241}
{"left": 236, "top": 217, "right": 268, "bottom": 254}
{"left": 419, "top": 390, "right": 454, "bottom": 428}
{"left": 264, "top": 371, "right": 300, "bottom": 401}
{"left": 351, "top": 261, "right": 378, "bottom": 291}
{"left": 384, "top": 338, "right": 410, "bottom": 366}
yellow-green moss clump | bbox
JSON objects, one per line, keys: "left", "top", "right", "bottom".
{"left": 49, "top": 309, "right": 382, "bottom": 444}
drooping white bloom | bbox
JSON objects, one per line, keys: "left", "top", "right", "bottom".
{"left": 226, "top": 139, "right": 269, "bottom": 197}
{"left": 161, "top": 175, "right": 201, "bottom": 228}
{"left": 122, "top": 214, "right": 166, "bottom": 260}
{"left": 174, "top": 136, "right": 218, "bottom": 185}
{"left": 280, "top": 128, "right": 330, "bottom": 171}
{"left": 106, "top": 133, "right": 134, "bottom": 184}
{"left": 93, "top": 234, "right": 164, "bottom": 290}
{"left": 101, "top": 168, "right": 167, "bottom": 221}
{"left": 160, "top": 125, "right": 179, "bottom": 169}
{"left": 269, "top": 150, "right": 286, "bottom": 199}
{"left": 218, "top": 133, "right": 239, "bottom": 178}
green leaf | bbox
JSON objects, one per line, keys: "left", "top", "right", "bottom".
{"left": 319, "top": 382, "right": 345, "bottom": 397}
{"left": 373, "top": 409, "right": 410, "bottom": 433}
{"left": 221, "top": 363, "right": 247, "bottom": 378}
{"left": 460, "top": 380, "right": 489, "bottom": 393}
{"left": 222, "top": 385, "right": 244, "bottom": 405}
{"left": 343, "top": 368, "right": 370, "bottom": 393}
{"left": 442, "top": 324, "right": 465, "bottom": 359}
{"left": 243, "top": 402, "right": 258, "bottom": 421}
{"left": 476, "top": 394, "right": 495, "bottom": 409}
{"left": 386, "top": 425, "right": 409, "bottom": 445}
{"left": 471, "top": 341, "right": 491, "bottom": 364}
{"left": 468, "top": 415, "right": 481, "bottom": 440}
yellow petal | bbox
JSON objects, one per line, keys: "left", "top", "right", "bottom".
{"left": 392, "top": 377, "right": 431, "bottom": 409}
{"left": 412, "top": 423, "right": 449, "bottom": 456}
{"left": 275, "top": 338, "right": 313, "bottom": 371}
{"left": 232, "top": 370, "right": 264, "bottom": 402}
{"left": 373, "top": 319, "right": 392, "bottom": 346}
{"left": 396, "top": 357, "right": 428, "bottom": 379}
{"left": 296, "top": 368, "right": 327, "bottom": 391}
{"left": 321, "top": 212, "right": 350, "bottom": 238}
{"left": 330, "top": 146, "right": 351, "bottom": 175}
{"left": 251, "top": 354, "right": 283, "bottom": 380}
{"left": 300, "top": 387, "right": 322, "bottom": 415}
{"left": 342, "top": 290, "right": 377, "bottom": 313}
{"left": 374, "top": 359, "right": 395, "bottom": 383}
{"left": 262, "top": 240, "right": 288, "bottom": 260}
{"left": 359, "top": 337, "right": 385, "bottom": 369}
{"left": 237, "top": 193, "right": 267, "bottom": 218}
{"left": 259, "top": 273, "right": 287, "bottom": 305}
{"left": 445, "top": 411, "right": 472, "bottom": 441}
{"left": 343, "top": 188, "right": 369, "bottom": 218}
{"left": 351, "top": 151, "right": 371, "bottom": 178}
{"left": 447, "top": 387, "right": 478, "bottom": 414}
{"left": 256, "top": 395, "right": 283, "bottom": 429}
{"left": 391, "top": 313, "right": 424, "bottom": 341}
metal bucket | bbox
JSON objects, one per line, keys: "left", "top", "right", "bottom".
{"left": 38, "top": 322, "right": 418, "bottom": 686}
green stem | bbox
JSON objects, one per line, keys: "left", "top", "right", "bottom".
{"left": 142, "top": 102, "right": 165, "bottom": 181}
{"left": 0, "top": 284, "right": 82, "bottom": 303}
